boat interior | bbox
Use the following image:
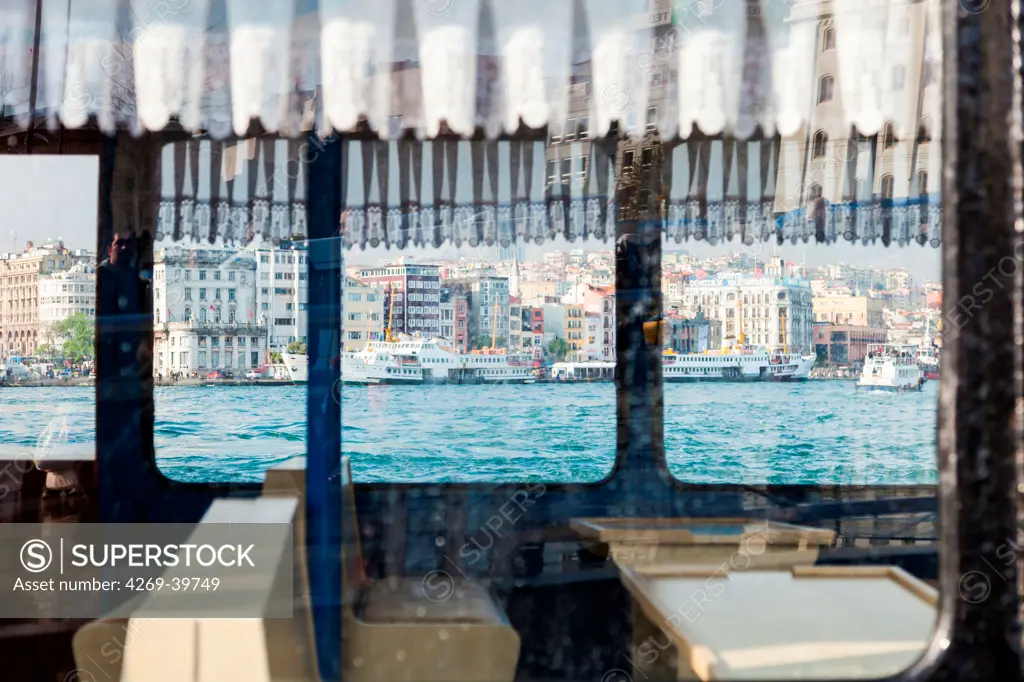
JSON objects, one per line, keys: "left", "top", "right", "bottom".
{"left": 0, "top": 0, "right": 1021, "bottom": 681}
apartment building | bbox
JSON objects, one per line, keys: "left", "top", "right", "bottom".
{"left": 0, "top": 242, "right": 91, "bottom": 359}
{"left": 343, "top": 277, "right": 384, "bottom": 351}
{"left": 254, "top": 242, "right": 309, "bottom": 350}
{"left": 359, "top": 264, "right": 441, "bottom": 337}
{"left": 38, "top": 263, "right": 97, "bottom": 346}
{"left": 812, "top": 294, "right": 886, "bottom": 328}
{"left": 152, "top": 246, "right": 266, "bottom": 376}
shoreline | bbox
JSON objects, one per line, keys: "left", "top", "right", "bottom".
{"left": 2, "top": 375, "right": 875, "bottom": 388}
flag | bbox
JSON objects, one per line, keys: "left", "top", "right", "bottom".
{"left": 249, "top": 310, "right": 253, "bottom": 318}
{"left": 209, "top": 304, "right": 215, "bottom": 311}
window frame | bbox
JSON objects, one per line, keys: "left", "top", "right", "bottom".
{"left": 79, "top": 4, "right": 1020, "bottom": 677}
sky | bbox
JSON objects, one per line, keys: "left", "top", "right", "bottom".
{"left": 2, "top": 157, "right": 940, "bottom": 281}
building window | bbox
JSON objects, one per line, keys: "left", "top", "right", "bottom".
{"left": 818, "top": 75, "right": 834, "bottom": 103}
{"left": 917, "top": 117, "right": 932, "bottom": 144}
{"left": 641, "top": 147, "right": 653, "bottom": 166}
{"left": 184, "top": 307, "right": 192, "bottom": 321}
{"left": 577, "top": 117, "right": 590, "bottom": 140}
{"left": 199, "top": 288, "right": 207, "bottom": 300}
{"left": 565, "top": 118, "right": 576, "bottom": 142}
{"left": 822, "top": 26, "right": 835, "bottom": 51}
{"left": 812, "top": 130, "right": 828, "bottom": 158}
{"left": 199, "top": 308, "right": 207, "bottom": 323}
{"left": 880, "top": 174, "right": 895, "bottom": 199}
{"left": 623, "top": 150, "right": 635, "bottom": 168}
{"left": 917, "top": 171, "right": 929, "bottom": 195}
{"left": 214, "top": 270, "right": 221, "bottom": 281}
{"left": 548, "top": 121, "right": 562, "bottom": 145}
{"left": 646, "top": 106, "right": 657, "bottom": 132}
{"left": 229, "top": 308, "right": 236, "bottom": 323}
{"left": 883, "top": 120, "right": 897, "bottom": 149}
{"left": 547, "top": 160, "right": 558, "bottom": 187}
{"left": 892, "top": 64, "right": 906, "bottom": 91}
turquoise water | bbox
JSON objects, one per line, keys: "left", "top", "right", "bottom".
{"left": 0, "top": 382, "right": 938, "bottom": 485}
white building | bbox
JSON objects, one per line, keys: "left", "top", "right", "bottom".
{"left": 38, "top": 263, "right": 96, "bottom": 344}
{"left": 679, "top": 260, "right": 814, "bottom": 352}
{"left": 254, "top": 242, "right": 309, "bottom": 350}
{"left": 153, "top": 247, "right": 267, "bottom": 377}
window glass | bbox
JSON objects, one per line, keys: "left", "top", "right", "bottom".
{"left": 0, "top": 155, "right": 98, "bottom": 478}
{"left": 151, "top": 139, "right": 308, "bottom": 482}
{"left": 339, "top": 139, "right": 616, "bottom": 482}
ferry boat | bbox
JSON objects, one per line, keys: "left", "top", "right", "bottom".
{"left": 282, "top": 334, "right": 536, "bottom": 385}
{"left": 551, "top": 347, "right": 814, "bottom": 382}
{"left": 857, "top": 344, "right": 925, "bottom": 392}
{"left": 916, "top": 320, "right": 940, "bottom": 380}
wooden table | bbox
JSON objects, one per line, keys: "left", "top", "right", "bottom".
{"left": 571, "top": 517, "right": 837, "bottom": 567}
{"left": 618, "top": 564, "right": 937, "bottom": 680}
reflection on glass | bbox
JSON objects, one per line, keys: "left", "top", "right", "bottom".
{"left": 0, "top": 155, "right": 98, "bottom": 495}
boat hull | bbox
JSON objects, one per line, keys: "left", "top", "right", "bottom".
{"left": 856, "top": 382, "right": 925, "bottom": 392}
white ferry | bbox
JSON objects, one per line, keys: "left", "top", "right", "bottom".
{"left": 857, "top": 344, "right": 925, "bottom": 392}
{"left": 282, "top": 334, "right": 535, "bottom": 385}
{"left": 551, "top": 347, "right": 814, "bottom": 383}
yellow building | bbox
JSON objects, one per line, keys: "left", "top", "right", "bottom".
{"left": 520, "top": 280, "right": 560, "bottom": 305}
{"left": 565, "top": 304, "right": 585, "bottom": 361}
{"left": 343, "top": 276, "right": 384, "bottom": 351}
{"left": 812, "top": 295, "right": 885, "bottom": 329}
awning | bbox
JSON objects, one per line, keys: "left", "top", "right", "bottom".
{"left": 1, "top": 0, "right": 943, "bottom": 249}
{"left": 0, "top": 0, "right": 940, "bottom": 142}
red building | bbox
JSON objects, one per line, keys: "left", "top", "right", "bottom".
{"left": 454, "top": 290, "right": 470, "bottom": 353}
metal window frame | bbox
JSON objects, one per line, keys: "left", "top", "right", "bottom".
{"left": 71, "top": 1, "right": 1022, "bottom": 680}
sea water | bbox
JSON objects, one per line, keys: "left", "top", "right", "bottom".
{"left": 0, "top": 382, "right": 938, "bottom": 485}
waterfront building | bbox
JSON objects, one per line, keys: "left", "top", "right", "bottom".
{"left": 152, "top": 246, "right": 266, "bottom": 376}
{"left": 254, "top": 241, "right": 308, "bottom": 351}
{"left": 522, "top": 306, "right": 545, "bottom": 359}
{"left": 813, "top": 324, "right": 888, "bottom": 366}
{"left": 663, "top": 309, "right": 721, "bottom": 354}
{"left": 509, "top": 297, "right": 523, "bottom": 352}
{"left": 439, "top": 288, "right": 455, "bottom": 345}
{"left": 0, "top": 241, "right": 92, "bottom": 359}
{"left": 584, "top": 312, "right": 601, "bottom": 361}
{"left": 343, "top": 276, "right": 383, "bottom": 351}
{"left": 565, "top": 304, "right": 585, "bottom": 361}
{"left": 448, "top": 276, "right": 510, "bottom": 350}
{"left": 453, "top": 290, "right": 470, "bottom": 353}
{"left": 812, "top": 294, "right": 886, "bottom": 329}
{"left": 359, "top": 263, "right": 441, "bottom": 336}
{"left": 38, "top": 263, "right": 97, "bottom": 349}
{"left": 679, "top": 264, "right": 814, "bottom": 352}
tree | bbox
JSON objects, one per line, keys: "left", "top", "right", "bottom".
{"left": 473, "top": 335, "right": 491, "bottom": 350}
{"left": 270, "top": 352, "right": 283, "bottom": 364}
{"left": 35, "top": 344, "right": 58, "bottom": 360}
{"left": 286, "top": 341, "right": 307, "bottom": 355}
{"left": 54, "top": 313, "right": 94, "bottom": 364}
{"left": 547, "top": 337, "right": 570, "bottom": 362}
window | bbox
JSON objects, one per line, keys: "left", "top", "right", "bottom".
{"left": 199, "top": 269, "right": 207, "bottom": 280}
{"left": 818, "top": 74, "right": 834, "bottom": 102}
{"left": 214, "top": 270, "right": 221, "bottom": 280}
{"left": 561, "top": 158, "right": 572, "bottom": 185}
{"left": 917, "top": 170, "right": 929, "bottom": 195}
{"left": 641, "top": 147, "right": 653, "bottom": 166}
{"left": 623, "top": 150, "right": 635, "bottom": 168}
{"left": 199, "top": 288, "right": 207, "bottom": 300}
{"left": 577, "top": 117, "right": 590, "bottom": 140}
{"left": 812, "top": 130, "right": 828, "bottom": 158}
{"left": 892, "top": 64, "right": 906, "bottom": 91}
{"left": 229, "top": 271, "right": 235, "bottom": 281}
{"left": 548, "top": 121, "right": 562, "bottom": 145}
{"left": 822, "top": 26, "right": 835, "bottom": 50}
{"left": 917, "top": 117, "right": 932, "bottom": 144}
{"left": 883, "top": 120, "right": 897, "bottom": 149}
{"left": 565, "top": 118, "right": 576, "bottom": 141}
{"left": 547, "top": 160, "right": 558, "bottom": 188}
{"left": 646, "top": 106, "right": 658, "bottom": 132}
{"left": 880, "top": 173, "right": 895, "bottom": 199}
